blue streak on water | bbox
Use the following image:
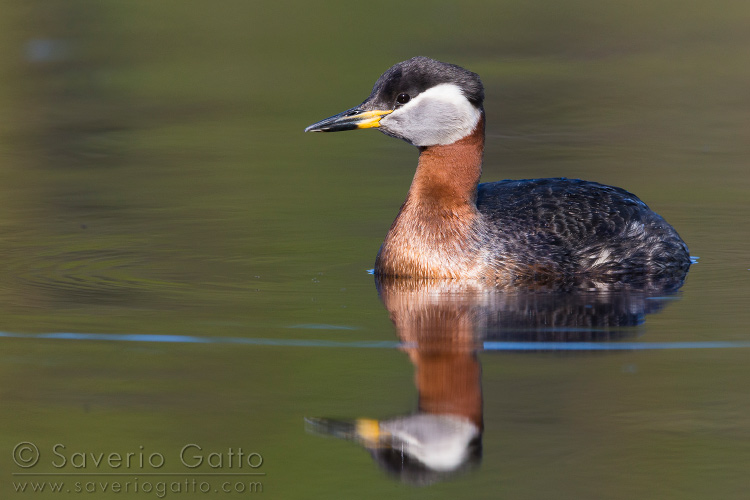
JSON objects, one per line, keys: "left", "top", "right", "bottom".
{"left": 483, "top": 341, "right": 750, "bottom": 351}
{"left": 1, "top": 331, "right": 750, "bottom": 351}
{"left": 0, "top": 331, "right": 400, "bottom": 349}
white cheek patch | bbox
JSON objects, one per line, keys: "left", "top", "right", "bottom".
{"left": 380, "top": 83, "right": 482, "bottom": 146}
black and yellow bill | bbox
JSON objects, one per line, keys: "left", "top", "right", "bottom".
{"left": 305, "top": 108, "right": 392, "bottom": 133}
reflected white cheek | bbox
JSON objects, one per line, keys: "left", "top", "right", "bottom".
{"left": 380, "top": 83, "right": 481, "bottom": 147}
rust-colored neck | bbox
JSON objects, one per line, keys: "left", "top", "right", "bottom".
{"left": 408, "top": 113, "right": 485, "bottom": 208}
{"left": 415, "top": 349, "right": 483, "bottom": 430}
{"left": 375, "top": 114, "right": 486, "bottom": 278}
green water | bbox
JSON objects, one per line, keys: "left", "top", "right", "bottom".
{"left": 1, "top": 1, "right": 749, "bottom": 498}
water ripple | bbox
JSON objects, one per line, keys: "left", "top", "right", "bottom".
{"left": 7, "top": 246, "right": 179, "bottom": 305}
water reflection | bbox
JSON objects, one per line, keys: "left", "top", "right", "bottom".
{"left": 306, "top": 274, "right": 687, "bottom": 484}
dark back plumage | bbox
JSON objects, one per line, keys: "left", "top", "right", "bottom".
{"left": 476, "top": 178, "right": 690, "bottom": 282}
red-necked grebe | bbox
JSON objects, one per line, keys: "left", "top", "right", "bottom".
{"left": 305, "top": 57, "right": 690, "bottom": 283}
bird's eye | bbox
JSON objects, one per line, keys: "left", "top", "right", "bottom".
{"left": 396, "top": 93, "right": 411, "bottom": 105}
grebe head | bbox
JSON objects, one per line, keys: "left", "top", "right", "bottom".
{"left": 305, "top": 56, "right": 484, "bottom": 147}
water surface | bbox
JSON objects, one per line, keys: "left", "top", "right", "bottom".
{"left": 1, "top": 1, "right": 749, "bottom": 498}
